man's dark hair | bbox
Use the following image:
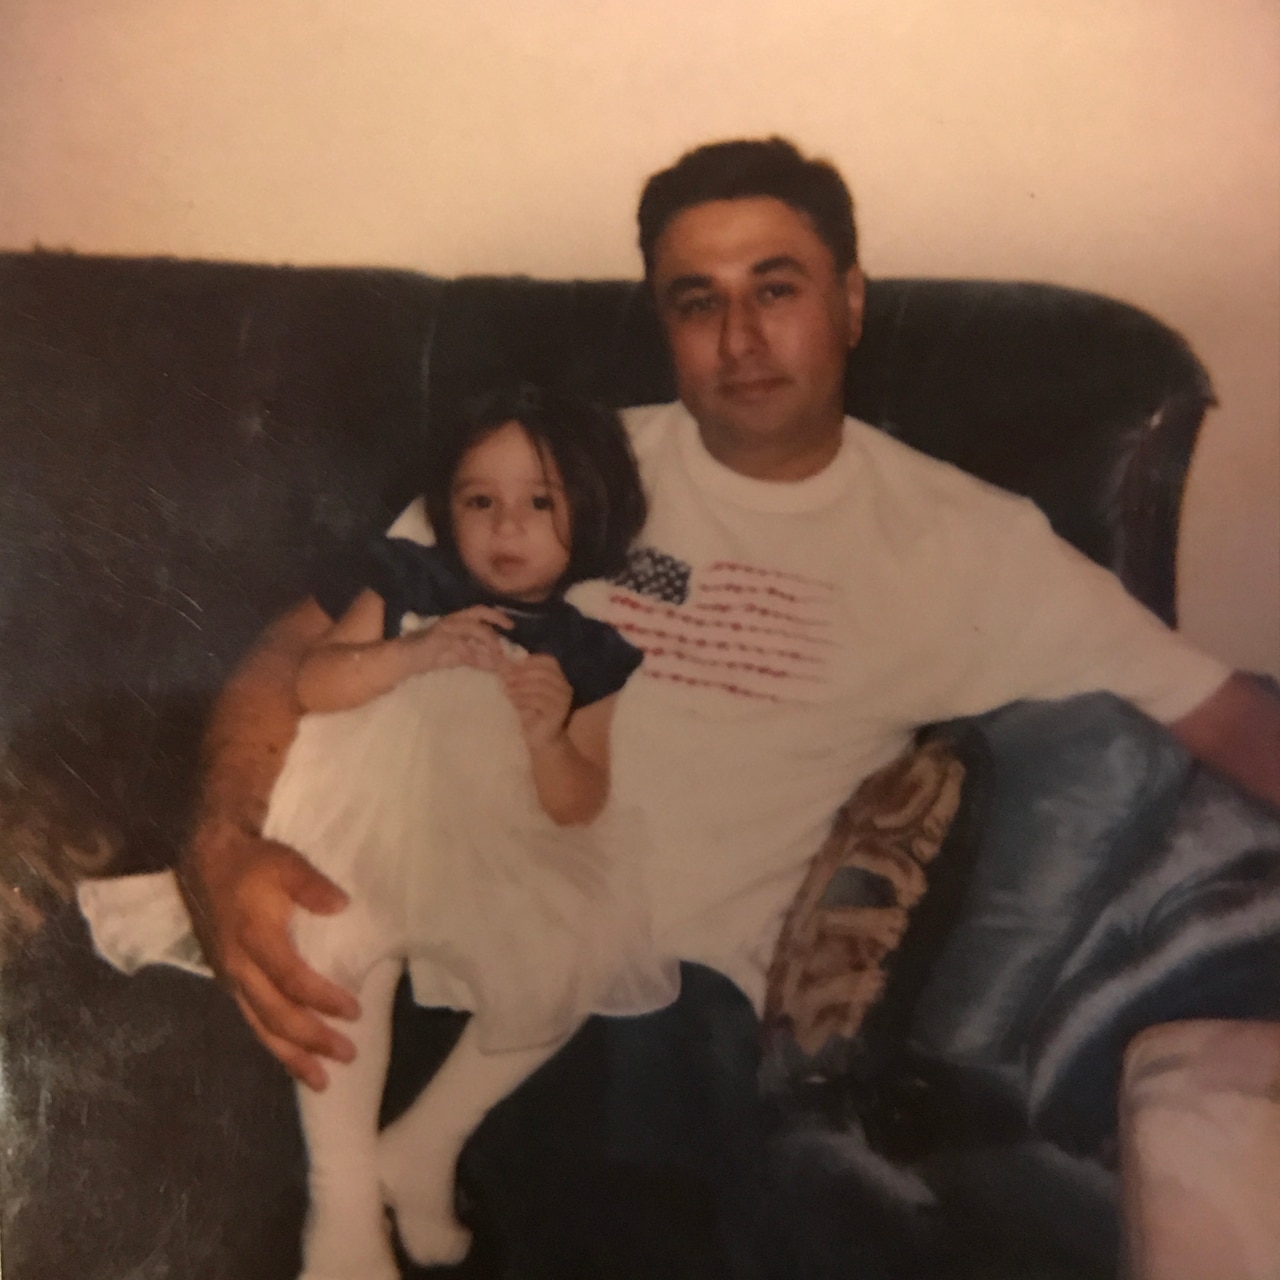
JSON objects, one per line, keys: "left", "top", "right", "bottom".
{"left": 637, "top": 136, "right": 858, "bottom": 279}
{"left": 424, "top": 382, "right": 646, "bottom": 589}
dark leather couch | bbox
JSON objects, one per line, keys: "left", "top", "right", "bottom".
{"left": 0, "top": 249, "right": 1276, "bottom": 1280}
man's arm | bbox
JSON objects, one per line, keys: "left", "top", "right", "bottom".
{"left": 1169, "top": 672, "right": 1280, "bottom": 811}
{"left": 177, "top": 597, "right": 361, "bottom": 1090}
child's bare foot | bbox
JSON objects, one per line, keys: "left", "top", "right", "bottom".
{"left": 377, "top": 1122, "right": 472, "bottom": 1266}
{"left": 391, "top": 1207, "right": 472, "bottom": 1268}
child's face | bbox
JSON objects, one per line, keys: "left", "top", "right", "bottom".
{"left": 450, "top": 420, "right": 572, "bottom": 603}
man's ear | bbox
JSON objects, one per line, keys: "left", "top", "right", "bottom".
{"left": 844, "top": 265, "right": 867, "bottom": 349}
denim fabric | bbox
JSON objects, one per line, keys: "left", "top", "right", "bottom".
{"left": 909, "top": 695, "right": 1191, "bottom": 1105}
{"left": 1029, "top": 768, "right": 1280, "bottom": 1149}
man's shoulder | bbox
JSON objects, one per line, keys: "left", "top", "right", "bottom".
{"left": 845, "top": 416, "right": 1043, "bottom": 520}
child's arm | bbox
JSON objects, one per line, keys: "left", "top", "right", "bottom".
{"left": 297, "top": 591, "right": 513, "bottom": 713}
{"left": 501, "top": 656, "right": 615, "bottom": 826}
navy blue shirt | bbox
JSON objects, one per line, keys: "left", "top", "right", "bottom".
{"left": 315, "top": 538, "right": 643, "bottom": 710}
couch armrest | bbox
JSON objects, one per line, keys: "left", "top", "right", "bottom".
{"left": 1119, "top": 1019, "right": 1280, "bottom": 1280}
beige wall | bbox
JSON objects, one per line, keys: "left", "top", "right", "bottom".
{"left": 2, "top": 0, "right": 1276, "bottom": 676}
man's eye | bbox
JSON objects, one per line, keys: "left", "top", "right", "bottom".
{"left": 759, "top": 281, "right": 796, "bottom": 303}
{"left": 674, "top": 294, "right": 717, "bottom": 320}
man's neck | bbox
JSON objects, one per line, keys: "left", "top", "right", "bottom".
{"left": 698, "top": 423, "right": 844, "bottom": 482}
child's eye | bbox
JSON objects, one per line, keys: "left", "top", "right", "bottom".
{"left": 531, "top": 494, "right": 555, "bottom": 511}
{"left": 464, "top": 494, "right": 493, "bottom": 510}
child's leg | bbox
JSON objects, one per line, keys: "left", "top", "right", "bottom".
{"left": 377, "top": 1017, "right": 574, "bottom": 1266}
{"left": 296, "top": 956, "right": 401, "bottom": 1280}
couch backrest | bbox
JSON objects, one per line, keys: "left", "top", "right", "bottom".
{"left": 424, "top": 271, "right": 1212, "bottom": 625}
{"left": 0, "top": 250, "right": 1214, "bottom": 868}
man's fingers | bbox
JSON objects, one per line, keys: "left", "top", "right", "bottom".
{"left": 277, "top": 960, "right": 362, "bottom": 1024}
{"left": 278, "top": 852, "right": 349, "bottom": 917}
{"left": 244, "top": 919, "right": 360, "bottom": 1021}
{"left": 237, "top": 996, "right": 330, "bottom": 1091}
{"left": 234, "top": 957, "right": 357, "bottom": 1062}
{"left": 223, "top": 840, "right": 358, "bottom": 1019}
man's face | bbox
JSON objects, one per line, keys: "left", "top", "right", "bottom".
{"left": 650, "top": 196, "right": 865, "bottom": 480}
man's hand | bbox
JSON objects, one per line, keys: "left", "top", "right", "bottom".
{"left": 180, "top": 815, "right": 360, "bottom": 1091}
{"left": 178, "top": 596, "right": 360, "bottom": 1090}
{"left": 1170, "top": 672, "right": 1280, "bottom": 812}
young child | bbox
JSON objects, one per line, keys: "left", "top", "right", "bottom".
{"left": 78, "top": 384, "right": 679, "bottom": 1280}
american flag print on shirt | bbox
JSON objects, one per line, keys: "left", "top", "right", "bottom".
{"left": 609, "top": 546, "right": 838, "bottom": 703}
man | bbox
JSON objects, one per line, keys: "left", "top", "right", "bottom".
{"left": 181, "top": 137, "right": 1280, "bottom": 1268}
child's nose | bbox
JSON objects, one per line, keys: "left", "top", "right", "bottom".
{"left": 493, "top": 503, "right": 525, "bottom": 534}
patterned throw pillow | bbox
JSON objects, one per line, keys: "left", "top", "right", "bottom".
{"left": 763, "top": 734, "right": 973, "bottom": 1070}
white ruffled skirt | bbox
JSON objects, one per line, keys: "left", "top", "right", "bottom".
{"left": 79, "top": 665, "right": 678, "bottom": 1052}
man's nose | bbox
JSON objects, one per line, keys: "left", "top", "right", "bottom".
{"left": 720, "top": 296, "right": 765, "bottom": 362}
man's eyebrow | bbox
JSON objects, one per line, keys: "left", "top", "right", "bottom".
{"left": 752, "top": 254, "right": 808, "bottom": 277}
{"left": 661, "top": 273, "right": 714, "bottom": 304}
{"left": 661, "top": 256, "right": 811, "bottom": 304}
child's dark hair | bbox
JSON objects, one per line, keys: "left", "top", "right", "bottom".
{"left": 638, "top": 136, "right": 858, "bottom": 281}
{"left": 424, "top": 383, "right": 646, "bottom": 588}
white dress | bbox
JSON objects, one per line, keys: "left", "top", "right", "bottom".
{"left": 78, "top": 578, "right": 679, "bottom": 1054}
{"left": 273, "top": 642, "right": 678, "bottom": 1052}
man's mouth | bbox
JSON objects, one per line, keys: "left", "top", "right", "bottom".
{"left": 719, "top": 375, "right": 789, "bottom": 401}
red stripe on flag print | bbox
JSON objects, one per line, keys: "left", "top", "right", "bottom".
{"left": 608, "top": 560, "right": 838, "bottom": 702}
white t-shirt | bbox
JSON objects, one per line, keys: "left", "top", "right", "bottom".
{"left": 396, "top": 402, "right": 1230, "bottom": 1009}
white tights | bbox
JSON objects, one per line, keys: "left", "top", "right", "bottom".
{"left": 296, "top": 958, "right": 570, "bottom": 1280}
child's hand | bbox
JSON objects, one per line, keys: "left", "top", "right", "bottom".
{"left": 500, "top": 653, "right": 574, "bottom": 746}
{"left": 402, "top": 605, "right": 511, "bottom": 675}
